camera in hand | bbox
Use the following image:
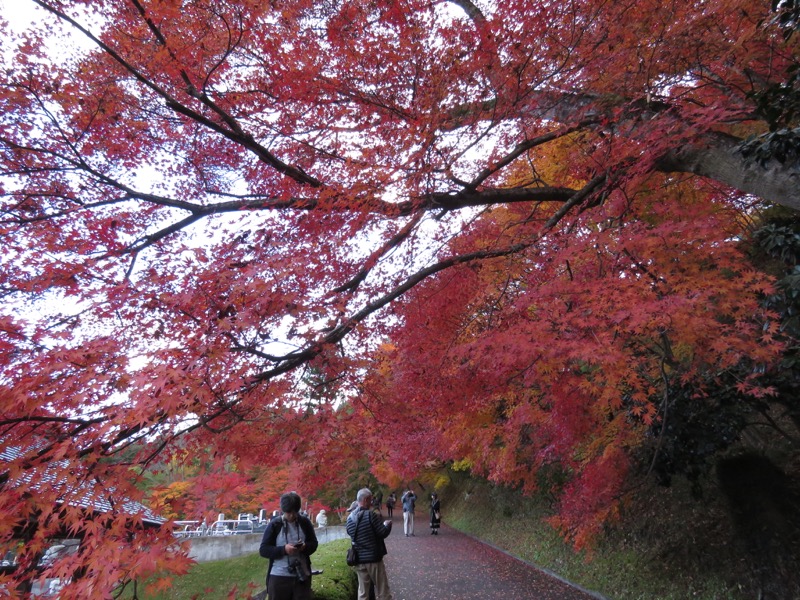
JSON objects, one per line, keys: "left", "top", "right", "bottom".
{"left": 289, "top": 558, "right": 306, "bottom": 581}
{"left": 288, "top": 557, "right": 307, "bottom": 582}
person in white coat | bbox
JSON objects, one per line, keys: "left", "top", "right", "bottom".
{"left": 315, "top": 509, "right": 327, "bottom": 528}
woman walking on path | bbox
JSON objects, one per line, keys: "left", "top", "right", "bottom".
{"left": 429, "top": 493, "right": 441, "bottom": 535}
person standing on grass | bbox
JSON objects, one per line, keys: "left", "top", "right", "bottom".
{"left": 401, "top": 488, "right": 417, "bottom": 536}
{"left": 346, "top": 487, "right": 394, "bottom": 600}
{"left": 259, "top": 491, "right": 319, "bottom": 600}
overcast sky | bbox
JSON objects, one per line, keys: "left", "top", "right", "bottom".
{"left": 1, "top": 0, "right": 39, "bottom": 29}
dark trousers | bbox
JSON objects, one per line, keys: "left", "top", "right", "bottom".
{"left": 267, "top": 574, "right": 311, "bottom": 600}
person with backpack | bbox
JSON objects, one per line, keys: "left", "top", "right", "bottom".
{"left": 346, "top": 488, "right": 394, "bottom": 600}
{"left": 259, "top": 491, "right": 319, "bottom": 600}
{"left": 385, "top": 492, "right": 396, "bottom": 518}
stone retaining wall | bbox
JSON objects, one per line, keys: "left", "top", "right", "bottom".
{"left": 187, "top": 525, "right": 349, "bottom": 563}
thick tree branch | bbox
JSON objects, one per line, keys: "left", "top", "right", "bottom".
{"left": 654, "top": 132, "right": 800, "bottom": 210}
{"left": 446, "top": 90, "right": 800, "bottom": 209}
{"left": 249, "top": 175, "right": 605, "bottom": 384}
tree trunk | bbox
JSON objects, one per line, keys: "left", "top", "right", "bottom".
{"left": 656, "top": 133, "right": 800, "bottom": 210}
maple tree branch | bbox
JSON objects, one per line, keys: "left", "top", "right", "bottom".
{"left": 191, "top": 186, "right": 580, "bottom": 216}
{"left": 248, "top": 244, "right": 531, "bottom": 383}
{"left": 449, "top": 89, "right": 800, "bottom": 208}
{"left": 128, "top": 0, "right": 324, "bottom": 187}
{"left": 467, "top": 119, "right": 600, "bottom": 190}
{"left": 540, "top": 173, "right": 607, "bottom": 229}
{"left": 0, "top": 416, "right": 106, "bottom": 429}
{"left": 749, "top": 406, "right": 800, "bottom": 444}
{"left": 440, "top": 90, "right": 601, "bottom": 132}
{"left": 422, "top": 186, "right": 579, "bottom": 212}
{"left": 201, "top": 8, "right": 246, "bottom": 96}
{"left": 30, "top": 0, "right": 321, "bottom": 189}
{"left": 622, "top": 248, "right": 668, "bottom": 287}
{"left": 447, "top": 0, "right": 486, "bottom": 22}
{"left": 317, "top": 75, "right": 416, "bottom": 124}
{"left": 249, "top": 175, "right": 606, "bottom": 384}
{"left": 647, "top": 356, "right": 672, "bottom": 479}
{"left": 195, "top": 400, "right": 248, "bottom": 434}
{"left": 330, "top": 209, "right": 427, "bottom": 295}
{"left": 163, "top": 99, "right": 323, "bottom": 187}
{"left": 654, "top": 131, "right": 800, "bottom": 210}
{"left": 211, "top": 177, "right": 607, "bottom": 387}
{"left": 125, "top": 213, "right": 208, "bottom": 254}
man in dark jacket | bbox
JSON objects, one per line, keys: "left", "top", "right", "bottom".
{"left": 259, "top": 491, "right": 319, "bottom": 600}
{"left": 346, "top": 487, "right": 394, "bottom": 600}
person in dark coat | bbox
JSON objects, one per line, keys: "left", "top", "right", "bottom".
{"left": 429, "top": 492, "right": 441, "bottom": 535}
{"left": 259, "top": 491, "right": 319, "bottom": 600}
{"left": 346, "top": 487, "right": 394, "bottom": 600}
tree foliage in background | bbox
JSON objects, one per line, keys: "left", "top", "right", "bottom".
{"left": 360, "top": 173, "right": 786, "bottom": 548}
{"left": 1, "top": 0, "right": 799, "bottom": 594}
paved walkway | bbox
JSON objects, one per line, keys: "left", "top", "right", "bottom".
{"left": 381, "top": 515, "right": 601, "bottom": 600}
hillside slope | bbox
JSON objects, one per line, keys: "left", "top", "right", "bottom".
{"left": 431, "top": 467, "right": 794, "bottom": 600}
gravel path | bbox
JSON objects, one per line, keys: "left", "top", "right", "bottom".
{"left": 380, "top": 516, "right": 601, "bottom": 600}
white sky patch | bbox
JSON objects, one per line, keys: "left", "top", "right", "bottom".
{"left": 0, "top": 0, "right": 41, "bottom": 30}
{"left": 1, "top": 0, "right": 104, "bottom": 63}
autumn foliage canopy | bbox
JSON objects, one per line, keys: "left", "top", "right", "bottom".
{"left": 1, "top": 0, "right": 799, "bottom": 595}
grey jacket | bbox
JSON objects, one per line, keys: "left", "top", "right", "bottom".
{"left": 401, "top": 491, "right": 416, "bottom": 513}
{"left": 346, "top": 507, "right": 392, "bottom": 563}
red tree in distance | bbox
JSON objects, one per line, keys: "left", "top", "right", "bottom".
{"left": 0, "top": 0, "right": 797, "bottom": 594}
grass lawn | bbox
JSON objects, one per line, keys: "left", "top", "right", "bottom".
{"left": 117, "top": 538, "right": 355, "bottom": 600}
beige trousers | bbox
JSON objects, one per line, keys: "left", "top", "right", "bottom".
{"left": 355, "top": 561, "right": 393, "bottom": 600}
